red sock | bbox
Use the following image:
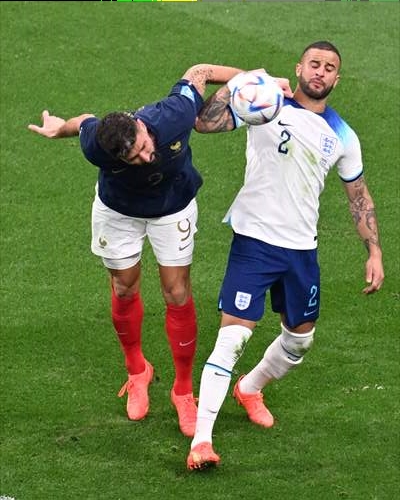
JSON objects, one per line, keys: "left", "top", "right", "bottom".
{"left": 111, "top": 289, "right": 145, "bottom": 375}
{"left": 165, "top": 296, "right": 197, "bottom": 395}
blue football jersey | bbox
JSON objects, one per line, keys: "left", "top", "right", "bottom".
{"left": 79, "top": 79, "right": 204, "bottom": 217}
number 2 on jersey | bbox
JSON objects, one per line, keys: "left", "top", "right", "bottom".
{"left": 278, "top": 130, "right": 291, "bottom": 155}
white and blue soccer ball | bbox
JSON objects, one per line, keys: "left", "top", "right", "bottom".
{"left": 230, "top": 72, "right": 284, "bottom": 126}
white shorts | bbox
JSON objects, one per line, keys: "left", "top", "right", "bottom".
{"left": 91, "top": 193, "right": 198, "bottom": 270}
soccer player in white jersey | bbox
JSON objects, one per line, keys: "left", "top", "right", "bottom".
{"left": 186, "top": 41, "right": 384, "bottom": 470}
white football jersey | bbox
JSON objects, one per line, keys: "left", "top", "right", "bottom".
{"left": 224, "top": 99, "right": 363, "bottom": 250}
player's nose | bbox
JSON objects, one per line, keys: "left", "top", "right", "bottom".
{"left": 139, "top": 150, "right": 153, "bottom": 163}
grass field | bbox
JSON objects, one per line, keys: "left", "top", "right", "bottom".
{"left": 1, "top": 2, "right": 399, "bottom": 499}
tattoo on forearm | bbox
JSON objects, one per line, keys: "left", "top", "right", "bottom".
{"left": 197, "top": 87, "right": 232, "bottom": 132}
{"left": 349, "top": 177, "right": 381, "bottom": 254}
{"left": 191, "top": 67, "right": 214, "bottom": 93}
{"left": 362, "top": 236, "right": 380, "bottom": 253}
{"left": 362, "top": 209, "right": 380, "bottom": 253}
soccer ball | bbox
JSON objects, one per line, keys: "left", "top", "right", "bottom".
{"left": 230, "top": 72, "right": 284, "bottom": 125}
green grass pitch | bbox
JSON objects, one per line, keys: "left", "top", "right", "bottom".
{"left": 1, "top": 2, "right": 399, "bottom": 499}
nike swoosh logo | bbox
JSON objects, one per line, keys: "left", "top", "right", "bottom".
{"left": 179, "top": 339, "right": 195, "bottom": 347}
{"left": 178, "top": 242, "right": 191, "bottom": 251}
{"left": 278, "top": 120, "right": 292, "bottom": 127}
{"left": 111, "top": 167, "right": 127, "bottom": 174}
{"left": 303, "top": 309, "right": 317, "bottom": 317}
{"left": 214, "top": 372, "right": 230, "bottom": 378}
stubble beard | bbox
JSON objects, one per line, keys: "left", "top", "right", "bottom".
{"left": 299, "top": 75, "right": 334, "bottom": 101}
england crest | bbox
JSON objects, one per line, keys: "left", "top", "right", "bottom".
{"left": 320, "top": 134, "right": 337, "bottom": 157}
{"left": 235, "top": 291, "right": 252, "bottom": 310}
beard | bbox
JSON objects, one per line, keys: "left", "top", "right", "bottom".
{"left": 298, "top": 75, "right": 335, "bottom": 100}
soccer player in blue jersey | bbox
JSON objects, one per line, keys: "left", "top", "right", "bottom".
{"left": 186, "top": 42, "right": 385, "bottom": 469}
{"left": 27, "top": 64, "right": 254, "bottom": 437}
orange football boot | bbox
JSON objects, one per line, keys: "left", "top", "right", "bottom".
{"left": 118, "top": 360, "right": 154, "bottom": 420}
{"left": 187, "top": 442, "right": 220, "bottom": 470}
{"left": 171, "top": 389, "right": 198, "bottom": 437}
{"left": 233, "top": 375, "right": 274, "bottom": 428}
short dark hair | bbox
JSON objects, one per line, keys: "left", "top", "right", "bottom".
{"left": 96, "top": 111, "right": 138, "bottom": 160}
{"left": 301, "top": 41, "right": 341, "bottom": 64}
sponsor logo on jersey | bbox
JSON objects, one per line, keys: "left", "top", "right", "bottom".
{"left": 235, "top": 291, "right": 252, "bottom": 310}
{"left": 278, "top": 120, "right": 292, "bottom": 127}
{"left": 320, "top": 134, "right": 337, "bottom": 156}
{"left": 112, "top": 167, "right": 127, "bottom": 174}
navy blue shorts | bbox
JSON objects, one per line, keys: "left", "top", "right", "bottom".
{"left": 218, "top": 233, "right": 320, "bottom": 328}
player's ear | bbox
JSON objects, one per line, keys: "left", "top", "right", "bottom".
{"left": 333, "top": 74, "right": 340, "bottom": 88}
{"left": 295, "top": 63, "right": 302, "bottom": 78}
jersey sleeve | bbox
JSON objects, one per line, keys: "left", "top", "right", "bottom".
{"left": 79, "top": 116, "right": 120, "bottom": 170}
{"left": 135, "top": 80, "right": 204, "bottom": 144}
{"left": 169, "top": 79, "right": 204, "bottom": 110}
{"left": 336, "top": 123, "right": 364, "bottom": 182}
{"left": 79, "top": 117, "right": 101, "bottom": 163}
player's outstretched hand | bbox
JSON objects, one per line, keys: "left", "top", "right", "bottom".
{"left": 28, "top": 110, "right": 66, "bottom": 138}
{"left": 249, "top": 69, "right": 293, "bottom": 98}
{"left": 362, "top": 254, "right": 384, "bottom": 294}
{"left": 273, "top": 78, "right": 293, "bottom": 98}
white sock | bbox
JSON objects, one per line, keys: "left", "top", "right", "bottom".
{"left": 239, "top": 325, "right": 314, "bottom": 394}
{"left": 238, "top": 361, "right": 274, "bottom": 394}
{"left": 190, "top": 364, "right": 231, "bottom": 448}
{"left": 239, "top": 336, "right": 298, "bottom": 394}
{"left": 191, "top": 324, "right": 252, "bottom": 448}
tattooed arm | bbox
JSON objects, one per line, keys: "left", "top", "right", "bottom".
{"left": 194, "top": 74, "right": 294, "bottom": 133}
{"left": 182, "top": 64, "right": 243, "bottom": 97}
{"left": 180, "top": 64, "right": 244, "bottom": 133}
{"left": 195, "top": 85, "right": 235, "bottom": 133}
{"left": 344, "top": 175, "right": 384, "bottom": 294}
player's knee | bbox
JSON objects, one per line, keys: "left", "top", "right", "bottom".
{"left": 280, "top": 323, "right": 314, "bottom": 362}
{"left": 111, "top": 278, "right": 134, "bottom": 298}
{"left": 207, "top": 325, "right": 253, "bottom": 371}
{"left": 163, "top": 285, "right": 190, "bottom": 306}
{"left": 111, "top": 272, "right": 141, "bottom": 299}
